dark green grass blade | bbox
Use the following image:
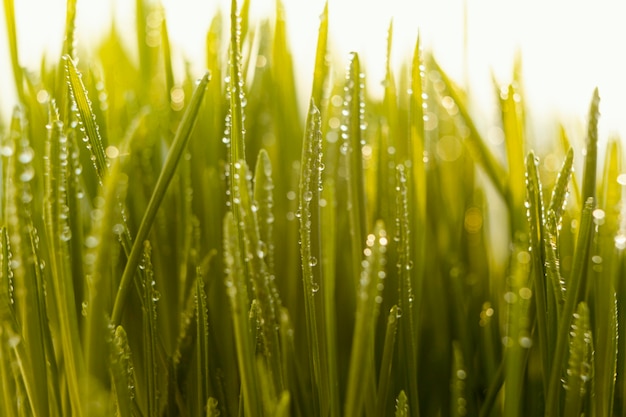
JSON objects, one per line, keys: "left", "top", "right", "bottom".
{"left": 111, "top": 71, "right": 209, "bottom": 324}
{"left": 546, "top": 198, "right": 595, "bottom": 417}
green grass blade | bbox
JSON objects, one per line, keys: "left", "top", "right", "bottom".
{"left": 546, "top": 198, "right": 595, "bottom": 417}
{"left": 395, "top": 390, "right": 409, "bottom": 417}
{"left": 310, "top": 2, "right": 329, "bottom": 108}
{"left": 299, "top": 102, "right": 325, "bottom": 415}
{"left": 525, "top": 152, "right": 551, "bottom": 393}
{"left": 140, "top": 241, "right": 159, "bottom": 417}
{"left": 428, "top": 55, "right": 507, "bottom": 201}
{"left": 64, "top": 56, "right": 109, "bottom": 183}
{"left": 111, "top": 71, "right": 209, "bottom": 324}
{"left": 2, "top": 0, "right": 24, "bottom": 102}
{"left": 228, "top": 0, "right": 246, "bottom": 164}
{"left": 451, "top": 341, "right": 468, "bottom": 417}
{"left": 196, "top": 270, "right": 211, "bottom": 414}
{"left": 581, "top": 88, "right": 600, "bottom": 203}
{"left": 344, "top": 221, "right": 388, "bottom": 417}
{"left": 109, "top": 325, "right": 137, "bottom": 417}
{"left": 223, "top": 211, "right": 260, "bottom": 416}
{"left": 376, "top": 305, "right": 399, "bottom": 416}
{"left": 563, "top": 302, "right": 592, "bottom": 417}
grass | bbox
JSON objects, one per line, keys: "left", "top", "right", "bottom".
{"left": 1, "top": 0, "right": 626, "bottom": 416}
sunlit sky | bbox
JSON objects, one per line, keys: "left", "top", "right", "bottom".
{"left": 2, "top": 0, "right": 626, "bottom": 145}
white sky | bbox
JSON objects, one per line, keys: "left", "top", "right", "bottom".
{"left": 2, "top": 0, "right": 626, "bottom": 145}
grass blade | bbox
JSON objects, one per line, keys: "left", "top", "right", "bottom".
{"left": 376, "top": 305, "right": 399, "bottom": 416}
{"left": 563, "top": 302, "right": 593, "bottom": 417}
{"left": 2, "top": 0, "right": 24, "bottom": 102}
{"left": 581, "top": 88, "right": 600, "bottom": 202}
{"left": 546, "top": 198, "right": 595, "bottom": 417}
{"left": 111, "top": 71, "right": 209, "bottom": 324}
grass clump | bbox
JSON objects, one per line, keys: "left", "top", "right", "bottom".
{"left": 1, "top": 0, "right": 626, "bottom": 416}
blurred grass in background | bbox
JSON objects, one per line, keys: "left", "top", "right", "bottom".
{"left": 1, "top": 0, "right": 625, "bottom": 416}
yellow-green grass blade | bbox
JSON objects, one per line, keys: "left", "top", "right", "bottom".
{"left": 344, "top": 52, "right": 368, "bottom": 290}
{"left": 395, "top": 164, "right": 420, "bottom": 417}
{"left": 195, "top": 270, "right": 212, "bottom": 414}
{"left": 563, "top": 302, "right": 593, "bottom": 417}
{"left": 299, "top": 102, "right": 325, "bottom": 415}
{"left": 2, "top": 0, "right": 24, "bottom": 102}
{"left": 109, "top": 325, "right": 136, "bottom": 417}
{"left": 42, "top": 113, "right": 84, "bottom": 417}
{"left": 546, "top": 198, "right": 595, "bottom": 417}
{"left": 111, "top": 71, "right": 209, "bottom": 324}
{"left": 253, "top": 149, "right": 277, "bottom": 282}
{"left": 223, "top": 211, "right": 261, "bottom": 416}
{"left": 376, "top": 305, "right": 399, "bottom": 416}
{"left": 498, "top": 83, "right": 526, "bottom": 233}
{"left": 525, "top": 152, "right": 552, "bottom": 393}
{"left": 395, "top": 390, "right": 409, "bottom": 417}
{"left": 344, "top": 220, "right": 388, "bottom": 417}
{"left": 581, "top": 88, "right": 600, "bottom": 203}
{"left": 558, "top": 126, "right": 581, "bottom": 210}
{"left": 64, "top": 56, "right": 109, "bottom": 184}
{"left": 428, "top": 55, "right": 507, "bottom": 201}
{"left": 140, "top": 242, "right": 159, "bottom": 417}
{"left": 592, "top": 138, "right": 622, "bottom": 417}
{"left": 503, "top": 244, "right": 532, "bottom": 417}
{"left": 228, "top": 0, "right": 246, "bottom": 165}
{"left": 451, "top": 341, "right": 468, "bottom": 417}
{"left": 310, "top": 1, "right": 329, "bottom": 109}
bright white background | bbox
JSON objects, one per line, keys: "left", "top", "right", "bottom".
{"left": 2, "top": 0, "right": 626, "bottom": 145}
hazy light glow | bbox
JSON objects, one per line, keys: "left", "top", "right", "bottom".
{"left": 1, "top": 0, "right": 625, "bottom": 143}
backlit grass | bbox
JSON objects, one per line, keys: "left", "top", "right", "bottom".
{"left": 1, "top": 0, "right": 625, "bottom": 416}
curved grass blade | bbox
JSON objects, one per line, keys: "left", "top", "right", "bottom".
{"left": 344, "top": 221, "right": 388, "bottom": 417}
{"left": 111, "top": 71, "right": 209, "bottom": 324}
{"left": 64, "top": 55, "right": 109, "bottom": 184}
{"left": 428, "top": 55, "right": 507, "bottom": 200}
{"left": 563, "top": 302, "right": 593, "bottom": 417}
{"left": 546, "top": 198, "right": 595, "bottom": 417}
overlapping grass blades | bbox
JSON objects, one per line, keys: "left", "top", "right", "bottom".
{"left": 2, "top": 0, "right": 626, "bottom": 416}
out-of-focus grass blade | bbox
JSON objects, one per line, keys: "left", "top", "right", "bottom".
{"left": 498, "top": 82, "right": 526, "bottom": 233}
{"left": 223, "top": 211, "right": 260, "bottom": 416}
{"left": 109, "top": 325, "right": 136, "bottom": 417}
{"left": 206, "top": 397, "right": 221, "bottom": 417}
{"left": 451, "top": 341, "right": 468, "bottom": 417}
{"left": 428, "top": 55, "right": 507, "bottom": 201}
{"left": 2, "top": 0, "right": 24, "bottom": 102}
{"left": 111, "top": 71, "right": 209, "bottom": 324}
{"left": 395, "top": 390, "right": 409, "bottom": 417}
{"left": 563, "top": 302, "right": 593, "bottom": 417}
{"left": 344, "top": 221, "right": 388, "bottom": 417}
{"left": 546, "top": 198, "right": 595, "bottom": 417}
{"left": 64, "top": 56, "right": 109, "bottom": 183}
{"left": 503, "top": 244, "right": 532, "bottom": 417}
{"left": 376, "top": 305, "right": 399, "bottom": 416}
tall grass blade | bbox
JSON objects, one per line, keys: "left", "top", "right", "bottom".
{"left": 299, "top": 102, "right": 325, "bottom": 415}
{"left": 2, "top": 0, "right": 24, "bottom": 102}
{"left": 109, "top": 325, "right": 137, "bottom": 417}
{"left": 310, "top": 2, "right": 329, "bottom": 108}
{"left": 581, "top": 88, "right": 600, "bottom": 202}
{"left": 111, "top": 71, "right": 209, "bottom": 324}
{"left": 344, "top": 221, "right": 388, "bottom": 417}
{"left": 140, "top": 241, "right": 159, "bottom": 417}
{"left": 563, "top": 302, "right": 593, "bottom": 417}
{"left": 376, "top": 305, "right": 399, "bottom": 416}
{"left": 546, "top": 198, "right": 595, "bottom": 417}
